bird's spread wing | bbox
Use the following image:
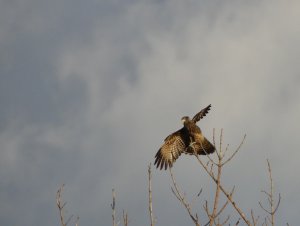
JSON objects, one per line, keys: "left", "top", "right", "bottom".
{"left": 154, "top": 128, "right": 188, "bottom": 170}
{"left": 192, "top": 104, "right": 211, "bottom": 123}
{"left": 186, "top": 136, "right": 215, "bottom": 155}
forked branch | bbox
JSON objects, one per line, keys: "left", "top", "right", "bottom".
{"left": 259, "top": 159, "right": 281, "bottom": 226}
{"left": 56, "top": 184, "right": 79, "bottom": 226}
{"left": 169, "top": 168, "right": 201, "bottom": 226}
{"left": 194, "top": 130, "right": 251, "bottom": 225}
{"left": 251, "top": 209, "right": 260, "bottom": 226}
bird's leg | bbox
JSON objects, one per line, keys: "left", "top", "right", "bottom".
{"left": 188, "top": 137, "right": 198, "bottom": 155}
{"left": 183, "top": 137, "right": 196, "bottom": 154}
{"left": 189, "top": 141, "right": 197, "bottom": 146}
{"left": 188, "top": 136, "right": 196, "bottom": 146}
{"left": 190, "top": 142, "right": 198, "bottom": 155}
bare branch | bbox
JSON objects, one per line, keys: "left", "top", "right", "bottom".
{"left": 221, "top": 134, "right": 246, "bottom": 166}
{"left": 251, "top": 209, "right": 259, "bottom": 226}
{"left": 191, "top": 130, "right": 250, "bottom": 226}
{"left": 198, "top": 140, "right": 218, "bottom": 166}
{"left": 148, "top": 164, "right": 155, "bottom": 226}
{"left": 259, "top": 159, "right": 281, "bottom": 226}
{"left": 219, "top": 215, "right": 230, "bottom": 226}
{"left": 219, "top": 128, "right": 223, "bottom": 158}
{"left": 190, "top": 189, "right": 203, "bottom": 208}
{"left": 264, "top": 217, "right": 268, "bottom": 226}
{"left": 123, "top": 210, "right": 128, "bottom": 226}
{"left": 171, "top": 187, "right": 182, "bottom": 201}
{"left": 197, "top": 189, "right": 203, "bottom": 197}
{"left": 65, "top": 215, "right": 74, "bottom": 226}
{"left": 111, "top": 188, "right": 116, "bottom": 226}
{"left": 213, "top": 128, "right": 216, "bottom": 147}
{"left": 223, "top": 143, "right": 230, "bottom": 157}
{"left": 273, "top": 193, "right": 281, "bottom": 214}
{"left": 56, "top": 184, "right": 66, "bottom": 226}
{"left": 261, "top": 190, "right": 271, "bottom": 198}
{"left": 215, "top": 200, "right": 229, "bottom": 220}
{"left": 210, "top": 149, "right": 222, "bottom": 226}
{"left": 203, "top": 200, "right": 211, "bottom": 219}
{"left": 259, "top": 201, "right": 271, "bottom": 214}
{"left": 194, "top": 140, "right": 251, "bottom": 225}
{"left": 215, "top": 186, "right": 235, "bottom": 219}
{"left": 169, "top": 168, "right": 201, "bottom": 226}
{"left": 56, "top": 184, "right": 78, "bottom": 226}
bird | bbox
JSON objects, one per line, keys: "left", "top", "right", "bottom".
{"left": 154, "top": 104, "right": 215, "bottom": 170}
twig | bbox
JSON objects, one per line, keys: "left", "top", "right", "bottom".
{"left": 259, "top": 160, "right": 281, "bottom": 226}
{"left": 196, "top": 131, "right": 250, "bottom": 225}
{"left": 223, "top": 144, "right": 230, "bottom": 157}
{"left": 190, "top": 189, "right": 203, "bottom": 208}
{"left": 214, "top": 186, "right": 234, "bottom": 219}
{"left": 56, "top": 184, "right": 67, "bottom": 226}
{"left": 123, "top": 210, "right": 128, "bottom": 226}
{"left": 203, "top": 200, "right": 211, "bottom": 221}
{"left": 209, "top": 148, "right": 222, "bottom": 226}
{"left": 148, "top": 164, "right": 155, "bottom": 226}
{"left": 56, "top": 184, "right": 78, "bottom": 226}
{"left": 194, "top": 133, "right": 251, "bottom": 226}
{"left": 251, "top": 209, "right": 259, "bottom": 226}
{"left": 75, "top": 216, "right": 79, "bottom": 226}
{"left": 221, "top": 134, "right": 246, "bottom": 167}
{"left": 169, "top": 168, "right": 201, "bottom": 226}
{"left": 199, "top": 141, "right": 218, "bottom": 166}
{"left": 218, "top": 128, "right": 223, "bottom": 159}
{"left": 218, "top": 215, "right": 230, "bottom": 226}
{"left": 190, "top": 130, "right": 249, "bottom": 225}
{"left": 111, "top": 189, "right": 116, "bottom": 226}
{"left": 213, "top": 128, "right": 216, "bottom": 147}
{"left": 263, "top": 217, "right": 267, "bottom": 226}
{"left": 65, "top": 215, "right": 74, "bottom": 226}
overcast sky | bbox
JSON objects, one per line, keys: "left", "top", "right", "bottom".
{"left": 1, "top": 1, "right": 300, "bottom": 225}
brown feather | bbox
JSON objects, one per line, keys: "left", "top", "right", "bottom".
{"left": 186, "top": 137, "right": 215, "bottom": 155}
{"left": 154, "top": 104, "right": 215, "bottom": 170}
{"left": 154, "top": 128, "right": 189, "bottom": 170}
{"left": 191, "top": 104, "right": 211, "bottom": 123}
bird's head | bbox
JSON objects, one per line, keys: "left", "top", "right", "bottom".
{"left": 181, "top": 116, "right": 190, "bottom": 124}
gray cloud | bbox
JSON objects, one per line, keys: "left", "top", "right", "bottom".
{"left": 0, "top": 0, "right": 299, "bottom": 225}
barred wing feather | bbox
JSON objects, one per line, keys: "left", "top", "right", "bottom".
{"left": 154, "top": 129, "right": 187, "bottom": 170}
{"left": 192, "top": 104, "right": 211, "bottom": 123}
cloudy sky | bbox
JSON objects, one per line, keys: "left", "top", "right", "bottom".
{"left": 1, "top": 0, "right": 300, "bottom": 225}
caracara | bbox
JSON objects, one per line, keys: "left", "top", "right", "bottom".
{"left": 154, "top": 104, "right": 215, "bottom": 170}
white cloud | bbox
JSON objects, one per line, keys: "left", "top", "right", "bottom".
{"left": 55, "top": 1, "right": 300, "bottom": 224}
{"left": 1, "top": 1, "right": 300, "bottom": 225}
